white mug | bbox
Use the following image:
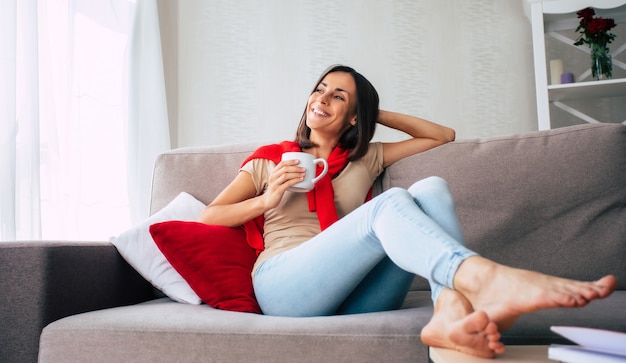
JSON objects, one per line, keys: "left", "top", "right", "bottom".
{"left": 281, "top": 152, "right": 329, "bottom": 192}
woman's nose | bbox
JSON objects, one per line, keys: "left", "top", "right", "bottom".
{"left": 318, "top": 93, "right": 329, "bottom": 104}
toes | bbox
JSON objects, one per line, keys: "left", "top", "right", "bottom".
{"left": 489, "top": 340, "right": 506, "bottom": 355}
{"left": 595, "top": 275, "right": 617, "bottom": 297}
{"left": 449, "top": 311, "right": 504, "bottom": 356}
{"left": 485, "top": 321, "right": 499, "bottom": 336}
{"left": 421, "top": 296, "right": 506, "bottom": 359}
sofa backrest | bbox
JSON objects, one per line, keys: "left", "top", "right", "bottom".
{"left": 151, "top": 142, "right": 261, "bottom": 214}
{"left": 383, "top": 123, "right": 626, "bottom": 290}
{"left": 151, "top": 124, "right": 626, "bottom": 290}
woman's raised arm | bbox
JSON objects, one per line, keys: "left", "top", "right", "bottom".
{"left": 379, "top": 110, "right": 455, "bottom": 167}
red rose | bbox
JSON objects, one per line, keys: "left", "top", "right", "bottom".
{"left": 573, "top": 6, "right": 617, "bottom": 48}
{"left": 587, "top": 18, "right": 617, "bottom": 34}
{"left": 576, "top": 7, "right": 595, "bottom": 20}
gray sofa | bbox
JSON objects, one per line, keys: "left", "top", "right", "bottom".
{"left": 1, "top": 123, "right": 625, "bottom": 363}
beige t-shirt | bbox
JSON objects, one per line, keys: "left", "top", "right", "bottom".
{"left": 240, "top": 142, "right": 385, "bottom": 274}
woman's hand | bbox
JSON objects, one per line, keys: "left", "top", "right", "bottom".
{"left": 198, "top": 159, "right": 305, "bottom": 227}
{"left": 261, "top": 159, "right": 306, "bottom": 210}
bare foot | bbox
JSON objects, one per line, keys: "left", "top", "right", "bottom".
{"left": 421, "top": 288, "right": 505, "bottom": 358}
{"left": 454, "top": 256, "right": 618, "bottom": 331}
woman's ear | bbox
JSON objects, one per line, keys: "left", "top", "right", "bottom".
{"left": 350, "top": 116, "right": 357, "bottom": 126}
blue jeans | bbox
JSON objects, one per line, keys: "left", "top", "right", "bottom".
{"left": 253, "top": 176, "right": 477, "bottom": 317}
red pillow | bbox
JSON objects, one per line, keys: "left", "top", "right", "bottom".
{"left": 149, "top": 221, "right": 262, "bottom": 314}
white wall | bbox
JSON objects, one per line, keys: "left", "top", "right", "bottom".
{"left": 166, "top": 0, "right": 538, "bottom": 148}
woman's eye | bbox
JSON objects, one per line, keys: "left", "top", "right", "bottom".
{"left": 334, "top": 95, "right": 345, "bottom": 101}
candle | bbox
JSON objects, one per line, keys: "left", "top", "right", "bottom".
{"left": 560, "top": 73, "right": 574, "bottom": 84}
{"left": 550, "top": 59, "right": 564, "bottom": 85}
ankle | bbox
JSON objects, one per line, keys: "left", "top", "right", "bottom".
{"left": 453, "top": 256, "right": 495, "bottom": 298}
{"left": 436, "top": 288, "right": 473, "bottom": 316}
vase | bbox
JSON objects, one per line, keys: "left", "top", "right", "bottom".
{"left": 590, "top": 42, "right": 612, "bottom": 80}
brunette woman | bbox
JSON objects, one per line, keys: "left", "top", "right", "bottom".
{"left": 199, "top": 65, "right": 616, "bottom": 358}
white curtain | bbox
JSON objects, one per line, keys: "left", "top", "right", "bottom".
{"left": 127, "top": 0, "right": 171, "bottom": 224}
{"left": 0, "top": 0, "right": 170, "bottom": 241}
{"left": 1, "top": 0, "right": 41, "bottom": 240}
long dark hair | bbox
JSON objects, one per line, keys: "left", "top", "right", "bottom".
{"left": 295, "top": 65, "right": 379, "bottom": 161}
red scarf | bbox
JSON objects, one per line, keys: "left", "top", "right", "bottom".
{"left": 240, "top": 141, "right": 352, "bottom": 254}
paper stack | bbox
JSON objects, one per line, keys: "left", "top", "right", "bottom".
{"left": 548, "top": 326, "right": 626, "bottom": 362}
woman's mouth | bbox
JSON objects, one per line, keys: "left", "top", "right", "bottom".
{"left": 312, "top": 108, "right": 330, "bottom": 117}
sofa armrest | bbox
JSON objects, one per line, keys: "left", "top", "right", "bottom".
{"left": 0, "top": 241, "right": 154, "bottom": 363}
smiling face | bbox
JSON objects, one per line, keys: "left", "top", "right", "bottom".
{"left": 305, "top": 71, "right": 357, "bottom": 139}
{"left": 295, "top": 65, "right": 379, "bottom": 160}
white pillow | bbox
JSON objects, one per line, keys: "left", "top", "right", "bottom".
{"left": 110, "top": 192, "right": 204, "bottom": 304}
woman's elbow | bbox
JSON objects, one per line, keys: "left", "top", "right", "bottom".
{"left": 197, "top": 206, "right": 212, "bottom": 224}
{"left": 443, "top": 127, "right": 456, "bottom": 143}
{"left": 198, "top": 205, "right": 225, "bottom": 225}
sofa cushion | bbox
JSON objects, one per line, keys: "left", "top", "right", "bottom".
{"left": 39, "top": 298, "right": 430, "bottom": 363}
{"left": 150, "top": 221, "right": 261, "bottom": 313}
{"left": 110, "top": 192, "right": 204, "bottom": 304}
{"left": 39, "top": 292, "right": 626, "bottom": 362}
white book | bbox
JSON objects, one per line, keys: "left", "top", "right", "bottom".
{"left": 549, "top": 326, "right": 626, "bottom": 362}
{"left": 548, "top": 345, "right": 626, "bottom": 363}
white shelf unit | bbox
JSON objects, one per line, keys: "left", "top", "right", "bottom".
{"left": 524, "top": 0, "right": 626, "bottom": 130}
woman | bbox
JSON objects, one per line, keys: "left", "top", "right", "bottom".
{"left": 199, "top": 65, "right": 616, "bottom": 358}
